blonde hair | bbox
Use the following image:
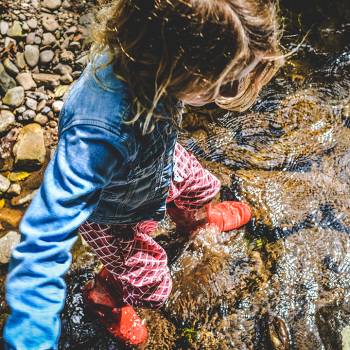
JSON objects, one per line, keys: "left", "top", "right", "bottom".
{"left": 89, "top": 0, "right": 284, "bottom": 133}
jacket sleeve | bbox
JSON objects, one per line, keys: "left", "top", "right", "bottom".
{"left": 3, "top": 124, "right": 127, "bottom": 350}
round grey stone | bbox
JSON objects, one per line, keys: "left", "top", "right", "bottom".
{"left": 26, "top": 32, "right": 35, "bottom": 45}
{"left": 40, "top": 50, "right": 54, "bottom": 64}
{"left": 3, "top": 87, "right": 25, "bottom": 107}
{"left": 34, "top": 36, "right": 42, "bottom": 45}
{"left": 24, "top": 45, "right": 40, "bottom": 67}
{"left": 42, "top": 32, "right": 56, "bottom": 46}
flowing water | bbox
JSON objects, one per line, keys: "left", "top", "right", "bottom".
{"left": 3, "top": 0, "right": 350, "bottom": 349}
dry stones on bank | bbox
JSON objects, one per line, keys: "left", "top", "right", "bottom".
{"left": 24, "top": 45, "right": 40, "bottom": 67}
{"left": 0, "top": 111, "right": 15, "bottom": 134}
{"left": 16, "top": 73, "right": 37, "bottom": 91}
{"left": 13, "top": 124, "right": 46, "bottom": 167}
{"left": 0, "top": 231, "right": 21, "bottom": 264}
{"left": 3, "top": 87, "right": 25, "bottom": 108}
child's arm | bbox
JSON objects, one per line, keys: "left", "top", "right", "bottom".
{"left": 3, "top": 124, "right": 127, "bottom": 350}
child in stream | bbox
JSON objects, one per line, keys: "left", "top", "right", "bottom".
{"left": 4, "top": 0, "right": 284, "bottom": 348}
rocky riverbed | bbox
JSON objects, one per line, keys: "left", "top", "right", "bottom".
{"left": 2, "top": 0, "right": 350, "bottom": 349}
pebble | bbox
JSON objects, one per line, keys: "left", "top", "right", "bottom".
{"left": 32, "top": 73, "right": 60, "bottom": 86}
{"left": 52, "top": 100, "right": 64, "bottom": 113}
{"left": 0, "top": 231, "right": 21, "bottom": 264}
{"left": 26, "top": 97, "right": 37, "bottom": 110}
{"left": 3, "top": 87, "right": 25, "bottom": 108}
{"left": 66, "top": 26, "right": 76, "bottom": 35}
{"left": 8, "top": 184, "right": 22, "bottom": 196}
{"left": 40, "top": 50, "right": 54, "bottom": 64}
{"left": 22, "top": 22, "right": 29, "bottom": 31}
{"left": 60, "top": 37, "right": 70, "bottom": 50}
{"left": 49, "top": 120, "right": 57, "bottom": 128}
{"left": 34, "top": 113, "right": 48, "bottom": 125}
{"left": 42, "top": 0, "right": 62, "bottom": 10}
{"left": 34, "top": 36, "right": 42, "bottom": 45}
{"left": 41, "top": 106, "right": 51, "bottom": 115}
{"left": 16, "top": 73, "right": 37, "bottom": 91}
{"left": 54, "top": 63, "right": 72, "bottom": 75}
{"left": 47, "top": 110, "right": 54, "bottom": 119}
{"left": 14, "top": 124, "right": 46, "bottom": 167}
{"left": 22, "top": 110, "right": 36, "bottom": 120}
{"left": 24, "top": 45, "right": 40, "bottom": 67}
{"left": 3, "top": 59, "right": 19, "bottom": 75}
{"left": 19, "top": 14, "right": 27, "bottom": 21}
{"left": 62, "top": 0, "right": 70, "bottom": 9}
{"left": 0, "top": 174, "right": 10, "bottom": 194}
{"left": 31, "top": 0, "right": 39, "bottom": 9}
{"left": 0, "top": 62, "right": 16, "bottom": 95}
{"left": 6, "top": 21, "right": 22, "bottom": 37}
{"left": 16, "top": 52, "right": 26, "bottom": 69}
{"left": 26, "top": 32, "right": 35, "bottom": 44}
{"left": 60, "top": 50, "right": 74, "bottom": 63}
{"left": 0, "top": 110, "right": 15, "bottom": 134}
{"left": 15, "top": 107, "right": 26, "bottom": 114}
{"left": 60, "top": 73, "right": 73, "bottom": 84}
{"left": 27, "top": 18, "right": 37, "bottom": 29}
{"left": 4, "top": 37, "right": 16, "bottom": 48}
{"left": 36, "top": 99, "right": 46, "bottom": 112}
{"left": 42, "top": 32, "right": 56, "bottom": 46}
{"left": 0, "top": 21, "right": 9, "bottom": 36}
{"left": 42, "top": 17, "right": 59, "bottom": 32}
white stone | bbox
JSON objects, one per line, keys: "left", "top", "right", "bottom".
{"left": 8, "top": 184, "right": 21, "bottom": 195}
{"left": 52, "top": 100, "right": 64, "bottom": 113}
{"left": 26, "top": 97, "right": 37, "bottom": 110}
{"left": 0, "top": 174, "right": 11, "bottom": 193}
{"left": 0, "top": 231, "right": 21, "bottom": 264}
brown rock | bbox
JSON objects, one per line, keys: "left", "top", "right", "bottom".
{"left": 0, "top": 208, "right": 23, "bottom": 229}
{"left": 32, "top": 73, "right": 60, "bottom": 87}
{"left": 16, "top": 73, "right": 37, "bottom": 91}
{"left": 13, "top": 123, "right": 46, "bottom": 167}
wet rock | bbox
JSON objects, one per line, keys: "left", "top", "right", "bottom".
{"left": 42, "top": 0, "right": 62, "bottom": 10}
{"left": 7, "top": 184, "right": 21, "bottom": 196}
{"left": 26, "top": 98, "right": 37, "bottom": 111}
{"left": 6, "top": 21, "right": 22, "bottom": 38}
{"left": 265, "top": 314, "right": 290, "bottom": 350}
{"left": 11, "top": 189, "right": 38, "bottom": 206}
{"left": 52, "top": 100, "right": 64, "bottom": 113}
{"left": 0, "top": 209, "right": 23, "bottom": 229}
{"left": 27, "top": 18, "right": 37, "bottom": 29}
{"left": 40, "top": 50, "right": 54, "bottom": 64}
{"left": 0, "top": 21, "right": 9, "bottom": 36}
{"left": 21, "top": 110, "right": 36, "bottom": 120}
{"left": 3, "top": 59, "right": 19, "bottom": 75}
{"left": 0, "top": 111, "right": 15, "bottom": 134}
{"left": 32, "top": 73, "right": 60, "bottom": 87}
{"left": 13, "top": 123, "right": 46, "bottom": 167}
{"left": 0, "top": 231, "right": 20, "bottom": 264}
{"left": 26, "top": 31, "right": 35, "bottom": 44}
{"left": 24, "top": 45, "right": 40, "bottom": 67}
{"left": 34, "top": 113, "right": 48, "bottom": 125}
{"left": 60, "top": 36, "right": 70, "bottom": 50}
{"left": 15, "top": 52, "right": 26, "bottom": 69}
{"left": 0, "top": 175, "right": 10, "bottom": 194}
{"left": 16, "top": 72, "right": 37, "bottom": 91}
{"left": 316, "top": 306, "right": 350, "bottom": 350}
{"left": 36, "top": 99, "right": 46, "bottom": 112}
{"left": 42, "top": 17, "right": 59, "bottom": 32}
{"left": 60, "top": 50, "right": 74, "bottom": 63}
{"left": 42, "top": 32, "right": 56, "bottom": 46}
{"left": 3, "top": 87, "right": 25, "bottom": 108}
{"left": 0, "top": 62, "right": 16, "bottom": 95}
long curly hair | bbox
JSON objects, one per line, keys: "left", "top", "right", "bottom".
{"left": 89, "top": 0, "right": 284, "bottom": 133}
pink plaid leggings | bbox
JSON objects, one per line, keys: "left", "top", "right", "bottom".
{"left": 79, "top": 143, "right": 220, "bottom": 309}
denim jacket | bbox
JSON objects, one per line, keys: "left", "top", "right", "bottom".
{"left": 4, "top": 56, "right": 181, "bottom": 350}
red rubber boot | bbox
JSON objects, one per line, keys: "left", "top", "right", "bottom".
{"left": 167, "top": 201, "right": 252, "bottom": 233}
{"left": 82, "top": 266, "right": 148, "bottom": 346}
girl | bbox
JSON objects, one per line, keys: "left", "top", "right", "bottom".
{"left": 4, "top": 0, "right": 283, "bottom": 348}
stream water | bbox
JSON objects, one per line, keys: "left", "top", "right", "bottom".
{"left": 2, "top": 0, "right": 350, "bottom": 349}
